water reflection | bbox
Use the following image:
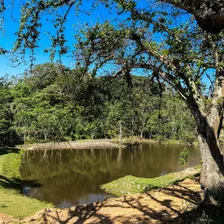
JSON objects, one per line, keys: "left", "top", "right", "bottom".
{"left": 20, "top": 143, "right": 200, "bottom": 207}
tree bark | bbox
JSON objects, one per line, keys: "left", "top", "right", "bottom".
{"left": 140, "top": 129, "right": 144, "bottom": 140}
{"left": 119, "top": 121, "right": 123, "bottom": 143}
{"left": 44, "top": 133, "right": 48, "bottom": 141}
{"left": 90, "top": 131, "right": 95, "bottom": 140}
{"left": 192, "top": 100, "right": 224, "bottom": 205}
{"left": 197, "top": 123, "right": 224, "bottom": 205}
{"left": 160, "top": 0, "right": 224, "bottom": 33}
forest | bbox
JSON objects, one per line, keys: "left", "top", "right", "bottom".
{"left": 0, "top": 63, "right": 196, "bottom": 146}
{"left": 0, "top": 0, "right": 224, "bottom": 222}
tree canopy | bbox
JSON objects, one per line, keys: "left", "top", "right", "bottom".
{"left": 0, "top": 0, "right": 224, "bottom": 208}
{"left": 0, "top": 0, "right": 223, "bottom": 61}
{"left": 0, "top": 64, "right": 196, "bottom": 144}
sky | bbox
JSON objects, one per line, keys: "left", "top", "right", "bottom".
{"left": 0, "top": 0, "right": 198, "bottom": 81}
{"left": 0, "top": 0, "right": 119, "bottom": 77}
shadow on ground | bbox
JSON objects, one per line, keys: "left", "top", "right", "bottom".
{"left": 0, "top": 147, "right": 20, "bottom": 156}
{"left": 171, "top": 203, "right": 224, "bottom": 224}
{"left": 16, "top": 178, "right": 203, "bottom": 224}
{"left": 0, "top": 147, "right": 42, "bottom": 192}
{"left": 0, "top": 175, "right": 42, "bottom": 192}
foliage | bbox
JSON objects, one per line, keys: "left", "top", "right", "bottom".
{"left": 0, "top": 78, "right": 20, "bottom": 146}
{"left": 67, "top": 0, "right": 224, "bottom": 205}
{"left": 1, "top": 64, "right": 197, "bottom": 145}
{"left": 0, "top": 0, "right": 223, "bottom": 212}
{"left": 179, "top": 147, "right": 190, "bottom": 166}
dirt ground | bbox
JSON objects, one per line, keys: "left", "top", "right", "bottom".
{"left": 4, "top": 178, "right": 201, "bottom": 224}
{"left": 22, "top": 139, "right": 157, "bottom": 151}
{"left": 0, "top": 213, "right": 12, "bottom": 224}
{"left": 23, "top": 139, "right": 124, "bottom": 151}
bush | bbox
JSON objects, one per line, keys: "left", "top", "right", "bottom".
{"left": 179, "top": 147, "right": 189, "bottom": 166}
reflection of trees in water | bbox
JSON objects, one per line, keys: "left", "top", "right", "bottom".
{"left": 20, "top": 145, "right": 200, "bottom": 206}
{"left": 21, "top": 148, "right": 121, "bottom": 180}
{"left": 21, "top": 145, "right": 200, "bottom": 180}
{"left": 26, "top": 170, "right": 110, "bottom": 206}
{"left": 117, "top": 147, "right": 122, "bottom": 168}
{"left": 126, "top": 142, "right": 143, "bottom": 163}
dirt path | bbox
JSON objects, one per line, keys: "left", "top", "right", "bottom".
{"left": 0, "top": 213, "right": 12, "bottom": 224}
{"left": 9, "top": 178, "right": 201, "bottom": 224}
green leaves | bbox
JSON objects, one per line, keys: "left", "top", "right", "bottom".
{"left": 2, "top": 66, "right": 196, "bottom": 143}
{"left": 179, "top": 147, "right": 189, "bottom": 166}
{"left": 0, "top": 78, "right": 20, "bottom": 146}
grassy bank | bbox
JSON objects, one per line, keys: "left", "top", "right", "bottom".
{"left": 113, "top": 136, "right": 198, "bottom": 146}
{"left": 0, "top": 148, "right": 52, "bottom": 218}
{"left": 101, "top": 166, "right": 201, "bottom": 196}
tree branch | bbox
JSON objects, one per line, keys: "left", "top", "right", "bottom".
{"left": 159, "top": 0, "right": 224, "bottom": 33}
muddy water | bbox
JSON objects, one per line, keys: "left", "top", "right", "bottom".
{"left": 20, "top": 143, "right": 200, "bottom": 208}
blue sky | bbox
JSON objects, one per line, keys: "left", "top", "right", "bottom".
{"left": 0, "top": 0, "right": 166, "bottom": 77}
{"left": 0, "top": 0, "right": 119, "bottom": 77}
{"left": 0, "top": 0, "right": 197, "bottom": 81}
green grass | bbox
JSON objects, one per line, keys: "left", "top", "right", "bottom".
{"left": 0, "top": 148, "right": 52, "bottom": 218}
{"left": 0, "top": 152, "right": 22, "bottom": 179}
{"left": 0, "top": 188, "right": 51, "bottom": 218}
{"left": 101, "top": 166, "right": 201, "bottom": 196}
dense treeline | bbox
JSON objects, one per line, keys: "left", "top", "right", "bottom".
{"left": 0, "top": 63, "right": 196, "bottom": 145}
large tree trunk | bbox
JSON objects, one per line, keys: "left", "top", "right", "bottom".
{"left": 197, "top": 121, "right": 224, "bottom": 205}
{"left": 193, "top": 97, "right": 224, "bottom": 205}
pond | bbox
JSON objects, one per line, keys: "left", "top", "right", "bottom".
{"left": 20, "top": 143, "right": 200, "bottom": 208}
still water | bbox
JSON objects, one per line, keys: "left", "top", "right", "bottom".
{"left": 20, "top": 143, "right": 200, "bottom": 208}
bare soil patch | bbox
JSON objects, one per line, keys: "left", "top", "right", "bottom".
{"left": 23, "top": 139, "right": 124, "bottom": 151}
{"left": 0, "top": 213, "right": 12, "bottom": 224}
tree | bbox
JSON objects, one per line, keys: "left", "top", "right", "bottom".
{"left": 26, "top": 63, "right": 68, "bottom": 90}
{"left": 0, "top": 0, "right": 223, "bottom": 206}
{"left": 73, "top": 3, "right": 224, "bottom": 206}
{"left": 0, "top": 78, "right": 20, "bottom": 146}
{"left": 0, "top": 0, "right": 221, "bottom": 60}
{"left": 160, "top": 0, "right": 224, "bottom": 34}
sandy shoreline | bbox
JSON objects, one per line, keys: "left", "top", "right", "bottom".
{"left": 22, "top": 139, "right": 127, "bottom": 151}
{"left": 20, "top": 138, "right": 176, "bottom": 151}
